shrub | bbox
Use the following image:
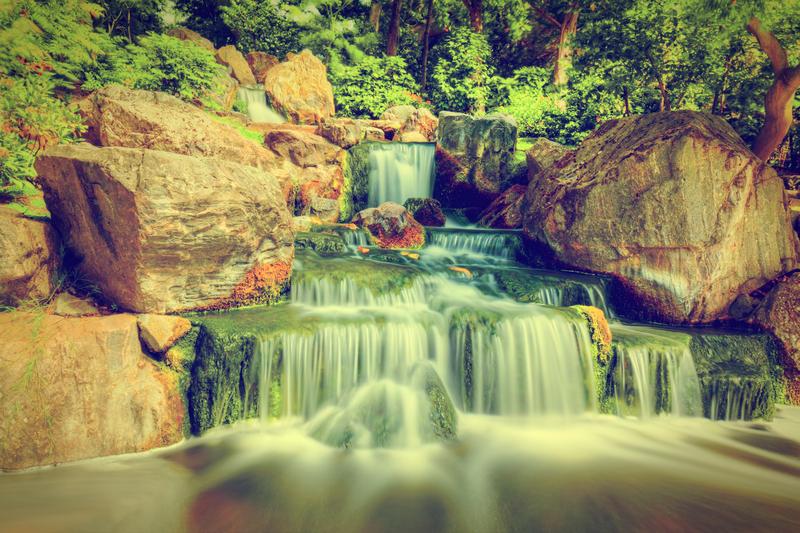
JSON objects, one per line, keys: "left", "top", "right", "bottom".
{"left": 428, "top": 27, "right": 494, "bottom": 114}
{"left": 221, "top": 0, "right": 301, "bottom": 59}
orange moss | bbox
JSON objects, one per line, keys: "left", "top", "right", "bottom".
{"left": 572, "top": 305, "right": 612, "bottom": 363}
{"left": 369, "top": 223, "right": 425, "bottom": 249}
{"left": 191, "top": 260, "right": 293, "bottom": 312}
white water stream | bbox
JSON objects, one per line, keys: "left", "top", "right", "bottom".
{"left": 236, "top": 84, "right": 285, "bottom": 123}
{"left": 367, "top": 143, "right": 436, "bottom": 207}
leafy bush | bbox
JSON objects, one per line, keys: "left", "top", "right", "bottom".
{"left": 232, "top": 99, "right": 247, "bottom": 115}
{"left": 329, "top": 54, "right": 420, "bottom": 119}
{"left": 221, "top": 0, "right": 301, "bottom": 59}
{"left": 428, "top": 27, "right": 494, "bottom": 114}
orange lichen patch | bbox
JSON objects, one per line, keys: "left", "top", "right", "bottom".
{"left": 572, "top": 305, "right": 612, "bottom": 364}
{"left": 367, "top": 223, "right": 424, "bottom": 250}
{"left": 191, "top": 260, "right": 293, "bottom": 312}
{"left": 449, "top": 267, "right": 473, "bottom": 277}
{"left": 140, "top": 369, "right": 186, "bottom": 450}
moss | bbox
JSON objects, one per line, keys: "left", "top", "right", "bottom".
{"left": 413, "top": 362, "right": 458, "bottom": 441}
{"left": 295, "top": 232, "right": 348, "bottom": 254}
{"left": 207, "top": 113, "right": 264, "bottom": 143}
{"left": 344, "top": 141, "right": 373, "bottom": 217}
{"left": 450, "top": 308, "right": 501, "bottom": 412}
{"left": 338, "top": 148, "right": 355, "bottom": 223}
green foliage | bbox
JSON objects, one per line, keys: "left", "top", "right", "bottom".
{"left": 94, "top": 0, "right": 165, "bottom": 40}
{"left": 232, "top": 99, "right": 247, "bottom": 115}
{"left": 221, "top": 0, "right": 301, "bottom": 59}
{"left": 428, "top": 27, "right": 494, "bottom": 113}
{"left": 329, "top": 54, "right": 420, "bottom": 119}
{"left": 173, "top": 0, "right": 234, "bottom": 48}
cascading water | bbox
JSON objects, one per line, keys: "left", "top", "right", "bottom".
{"left": 236, "top": 84, "right": 286, "bottom": 123}
{"left": 367, "top": 143, "right": 436, "bottom": 207}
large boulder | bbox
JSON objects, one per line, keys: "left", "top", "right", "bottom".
{"left": 521, "top": 111, "right": 799, "bottom": 324}
{"left": 434, "top": 112, "right": 520, "bottom": 211}
{"left": 400, "top": 108, "right": 438, "bottom": 142}
{"left": 34, "top": 143, "right": 296, "bottom": 314}
{"left": 526, "top": 138, "right": 569, "bottom": 182}
{"left": 246, "top": 51, "right": 279, "bottom": 84}
{"left": 403, "top": 198, "right": 446, "bottom": 227}
{"left": 380, "top": 105, "right": 417, "bottom": 122}
{"left": 0, "top": 206, "right": 60, "bottom": 305}
{"left": 264, "top": 129, "right": 342, "bottom": 168}
{"left": 353, "top": 202, "right": 425, "bottom": 249}
{"left": 477, "top": 184, "right": 527, "bottom": 229}
{"left": 166, "top": 27, "right": 214, "bottom": 52}
{"left": 296, "top": 165, "right": 345, "bottom": 215}
{"left": 0, "top": 313, "right": 185, "bottom": 470}
{"left": 316, "top": 117, "right": 361, "bottom": 149}
{"left": 77, "top": 85, "right": 276, "bottom": 170}
{"left": 210, "top": 72, "right": 239, "bottom": 111}
{"left": 264, "top": 49, "right": 335, "bottom": 125}
{"left": 215, "top": 45, "right": 257, "bottom": 85}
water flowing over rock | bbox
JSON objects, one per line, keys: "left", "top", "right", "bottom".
{"left": 353, "top": 202, "right": 425, "bottom": 249}
{"left": 166, "top": 27, "right": 214, "bottom": 52}
{"left": 34, "top": 143, "right": 295, "bottom": 313}
{"left": 521, "top": 111, "right": 799, "bottom": 324}
{"left": 215, "top": 45, "right": 256, "bottom": 85}
{"left": 0, "top": 313, "right": 185, "bottom": 470}
{"left": 526, "top": 138, "right": 569, "bottom": 182}
{"left": 477, "top": 184, "right": 527, "bottom": 229}
{"left": 435, "top": 112, "right": 520, "bottom": 211}
{"left": 76, "top": 85, "right": 276, "bottom": 169}
{"left": 264, "top": 50, "right": 335, "bottom": 125}
{"left": 403, "top": 197, "right": 446, "bottom": 227}
{"left": 246, "top": 51, "right": 279, "bottom": 83}
{"left": 0, "top": 206, "right": 59, "bottom": 305}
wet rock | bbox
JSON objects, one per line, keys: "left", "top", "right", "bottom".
{"left": 730, "top": 294, "right": 755, "bottom": 320}
{"left": 526, "top": 138, "right": 569, "bottom": 182}
{"left": 76, "top": 85, "right": 275, "bottom": 170}
{"left": 215, "top": 45, "right": 256, "bottom": 85}
{"left": 246, "top": 51, "right": 279, "bottom": 83}
{"left": 315, "top": 117, "right": 361, "bottom": 149}
{"left": 434, "top": 112, "right": 520, "bottom": 211}
{"left": 0, "top": 313, "right": 185, "bottom": 470}
{"left": 35, "top": 143, "right": 295, "bottom": 313}
{"left": 380, "top": 105, "right": 416, "bottom": 122}
{"left": 138, "top": 314, "right": 192, "bottom": 354}
{"left": 51, "top": 293, "right": 98, "bottom": 316}
{"left": 400, "top": 108, "right": 437, "bottom": 142}
{"left": 403, "top": 198, "right": 446, "bottom": 227}
{"left": 522, "top": 111, "right": 799, "bottom": 324}
{"left": 264, "top": 49, "right": 335, "bottom": 125}
{"left": 0, "top": 206, "right": 59, "bottom": 306}
{"left": 477, "top": 184, "right": 527, "bottom": 229}
{"left": 353, "top": 202, "right": 425, "bottom": 249}
{"left": 302, "top": 197, "right": 340, "bottom": 223}
{"left": 166, "top": 27, "right": 214, "bottom": 52}
{"left": 294, "top": 231, "right": 348, "bottom": 254}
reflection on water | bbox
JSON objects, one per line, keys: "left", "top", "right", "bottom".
{"left": 3, "top": 409, "right": 800, "bottom": 533}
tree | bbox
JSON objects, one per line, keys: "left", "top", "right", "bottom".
{"left": 386, "top": 0, "right": 404, "bottom": 56}
{"left": 95, "top": 0, "right": 165, "bottom": 40}
{"left": 461, "top": 0, "right": 482, "bottom": 33}
{"left": 527, "top": 0, "right": 581, "bottom": 89}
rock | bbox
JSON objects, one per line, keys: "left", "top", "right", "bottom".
{"left": 364, "top": 127, "right": 385, "bottom": 141}
{"left": 521, "top": 110, "right": 799, "bottom": 324}
{"left": 301, "top": 197, "right": 340, "bottom": 223}
{"left": 316, "top": 117, "right": 361, "bottom": 149}
{"left": 403, "top": 198, "right": 446, "bottom": 227}
{"left": 400, "top": 108, "right": 438, "bottom": 142}
{"left": 51, "top": 293, "right": 98, "bottom": 316}
{"left": 77, "top": 85, "right": 275, "bottom": 170}
{"left": 264, "top": 129, "right": 341, "bottom": 168}
{"left": 137, "top": 314, "right": 192, "bottom": 354}
{"left": 477, "top": 184, "right": 527, "bottom": 229}
{"left": 246, "top": 51, "right": 279, "bottom": 84}
{"left": 400, "top": 131, "right": 427, "bottom": 143}
{"left": 526, "top": 138, "right": 569, "bottom": 182}
{"left": 0, "top": 206, "right": 59, "bottom": 306}
{"left": 358, "top": 120, "right": 403, "bottom": 140}
{"left": 380, "top": 105, "right": 416, "bottom": 122}
{"left": 296, "top": 165, "right": 345, "bottom": 215}
{"left": 166, "top": 27, "right": 214, "bottom": 52}
{"left": 292, "top": 216, "right": 315, "bottom": 231}
{"left": 748, "top": 272, "right": 800, "bottom": 405}
{"left": 210, "top": 72, "right": 239, "bottom": 111}
{"left": 0, "top": 313, "right": 185, "bottom": 470}
{"left": 729, "top": 294, "right": 755, "bottom": 320}
{"left": 264, "top": 49, "right": 335, "bottom": 125}
{"left": 34, "top": 143, "right": 295, "bottom": 314}
{"left": 215, "top": 45, "right": 256, "bottom": 85}
{"left": 246, "top": 122, "right": 318, "bottom": 135}
{"left": 353, "top": 202, "right": 425, "bottom": 249}
{"left": 434, "top": 112, "right": 520, "bottom": 211}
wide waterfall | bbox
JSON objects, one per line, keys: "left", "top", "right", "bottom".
{"left": 367, "top": 142, "right": 436, "bottom": 207}
{"left": 236, "top": 84, "right": 285, "bottom": 123}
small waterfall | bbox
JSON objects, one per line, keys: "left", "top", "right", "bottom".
{"left": 236, "top": 84, "right": 286, "bottom": 123}
{"left": 427, "top": 230, "right": 521, "bottom": 259}
{"left": 342, "top": 230, "right": 370, "bottom": 247}
{"left": 367, "top": 143, "right": 436, "bottom": 207}
{"left": 291, "top": 276, "right": 433, "bottom": 307}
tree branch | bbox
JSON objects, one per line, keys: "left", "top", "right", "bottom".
{"left": 527, "top": 0, "right": 562, "bottom": 30}
{"left": 746, "top": 16, "right": 789, "bottom": 76}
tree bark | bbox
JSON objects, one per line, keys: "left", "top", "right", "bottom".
{"left": 421, "top": 0, "right": 435, "bottom": 94}
{"left": 461, "top": 0, "right": 482, "bottom": 33}
{"left": 645, "top": 49, "right": 671, "bottom": 112}
{"left": 386, "top": 0, "right": 404, "bottom": 56}
{"left": 746, "top": 17, "right": 800, "bottom": 162}
{"left": 553, "top": 7, "right": 579, "bottom": 88}
{"left": 370, "top": 0, "right": 382, "bottom": 32}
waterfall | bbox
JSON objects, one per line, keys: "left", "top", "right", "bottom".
{"left": 236, "top": 84, "right": 286, "bottom": 123}
{"left": 367, "top": 143, "right": 436, "bottom": 207}
{"left": 426, "top": 230, "right": 520, "bottom": 259}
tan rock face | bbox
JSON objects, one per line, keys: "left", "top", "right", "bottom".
{"left": 166, "top": 27, "right": 215, "bottom": 52}
{"left": 399, "top": 132, "right": 427, "bottom": 143}
{"left": 246, "top": 51, "right": 279, "bottom": 83}
{"left": 137, "top": 314, "right": 192, "bottom": 353}
{"left": 34, "top": 144, "right": 296, "bottom": 314}
{"left": 400, "top": 108, "right": 438, "bottom": 142}
{"left": 364, "top": 127, "right": 386, "bottom": 141}
{"left": 316, "top": 118, "right": 361, "bottom": 149}
{"left": 380, "top": 105, "right": 416, "bottom": 122}
{"left": 264, "top": 49, "right": 335, "bottom": 125}
{"left": 526, "top": 138, "right": 568, "bottom": 182}
{"left": 521, "top": 110, "right": 800, "bottom": 324}
{"left": 264, "top": 129, "right": 341, "bottom": 168}
{"left": 51, "top": 293, "right": 98, "bottom": 316}
{"left": 0, "top": 313, "right": 185, "bottom": 470}
{"left": 77, "top": 85, "right": 275, "bottom": 170}
{"left": 296, "top": 165, "right": 345, "bottom": 214}
{"left": 215, "top": 45, "right": 257, "bottom": 85}
{"left": 477, "top": 184, "right": 526, "bottom": 229}
{"left": 0, "top": 207, "right": 59, "bottom": 305}
{"left": 211, "top": 73, "right": 239, "bottom": 111}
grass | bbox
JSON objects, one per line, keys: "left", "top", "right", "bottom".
{"left": 206, "top": 113, "right": 266, "bottom": 144}
{"left": 0, "top": 181, "right": 50, "bottom": 221}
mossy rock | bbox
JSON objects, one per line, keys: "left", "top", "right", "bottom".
{"left": 294, "top": 231, "right": 348, "bottom": 254}
{"left": 344, "top": 141, "right": 374, "bottom": 219}
{"left": 412, "top": 361, "right": 458, "bottom": 441}
{"left": 450, "top": 308, "right": 502, "bottom": 413}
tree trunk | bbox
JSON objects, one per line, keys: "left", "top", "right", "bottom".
{"left": 386, "top": 0, "right": 404, "bottom": 56}
{"left": 623, "top": 86, "right": 631, "bottom": 116}
{"left": 553, "top": 7, "right": 579, "bottom": 88}
{"left": 645, "top": 49, "right": 671, "bottom": 112}
{"left": 746, "top": 17, "right": 800, "bottom": 162}
{"left": 461, "top": 0, "right": 483, "bottom": 33}
{"left": 421, "top": 0, "right": 435, "bottom": 94}
{"left": 370, "top": 0, "right": 382, "bottom": 32}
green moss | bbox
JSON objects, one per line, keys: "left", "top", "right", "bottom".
{"left": 295, "top": 231, "right": 348, "bottom": 254}
{"left": 450, "top": 308, "right": 501, "bottom": 412}
{"left": 344, "top": 141, "right": 373, "bottom": 217}
{"left": 413, "top": 362, "right": 458, "bottom": 441}
{"left": 339, "top": 149, "right": 355, "bottom": 223}
{"left": 207, "top": 113, "right": 265, "bottom": 143}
